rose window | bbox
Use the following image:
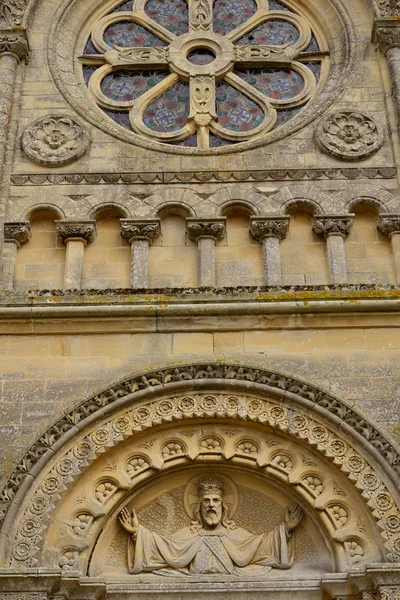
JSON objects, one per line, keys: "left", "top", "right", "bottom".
{"left": 80, "top": 0, "right": 328, "bottom": 149}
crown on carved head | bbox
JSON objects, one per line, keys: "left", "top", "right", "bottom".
{"left": 197, "top": 478, "right": 224, "bottom": 498}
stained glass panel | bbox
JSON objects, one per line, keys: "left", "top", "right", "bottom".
{"left": 237, "top": 19, "right": 300, "bottom": 45}
{"left": 104, "top": 109, "right": 132, "bottom": 130}
{"left": 103, "top": 21, "right": 167, "bottom": 47}
{"left": 172, "top": 134, "right": 198, "bottom": 147}
{"left": 274, "top": 105, "right": 302, "bottom": 128}
{"left": 213, "top": 0, "right": 257, "bottom": 35}
{"left": 216, "top": 81, "right": 264, "bottom": 132}
{"left": 304, "top": 34, "right": 320, "bottom": 53}
{"left": 143, "top": 81, "right": 190, "bottom": 132}
{"left": 304, "top": 62, "right": 321, "bottom": 82}
{"left": 82, "top": 66, "right": 99, "bottom": 86}
{"left": 114, "top": 0, "right": 134, "bottom": 12}
{"left": 100, "top": 70, "right": 168, "bottom": 102}
{"left": 236, "top": 68, "right": 304, "bottom": 100}
{"left": 268, "top": 0, "right": 292, "bottom": 11}
{"left": 209, "top": 134, "right": 236, "bottom": 147}
{"left": 83, "top": 36, "right": 99, "bottom": 55}
{"left": 145, "top": 0, "right": 188, "bottom": 36}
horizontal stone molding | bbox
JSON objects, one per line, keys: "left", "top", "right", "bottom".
{"left": 9, "top": 167, "right": 398, "bottom": 186}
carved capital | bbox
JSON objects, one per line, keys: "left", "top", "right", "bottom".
{"left": 373, "top": 20, "right": 400, "bottom": 53}
{"left": 377, "top": 213, "right": 400, "bottom": 238}
{"left": 0, "top": 29, "right": 29, "bottom": 60}
{"left": 4, "top": 221, "right": 31, "bottom": 247}
{"left": 376, "top": 0, "right": 400, "bottom": 17}
{"left": 186, "top": 218, "right": 226, "bottom": 242}
{"left": 120, "top": 219, "right": 161, "bottom": 243}
{"left": 380, "top": 588, "right": 400, "bottom": 600}
{"left": 56, "top": 220, "right": 97, "bottom": 245}
{"left": 313, "top": 215, "right": 354, "bottom": 238}
{"left": 250, "top": 216, "right": 290, "bottom": 241}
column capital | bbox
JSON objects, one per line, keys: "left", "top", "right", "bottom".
{"left": 56, "top": 220, "right": 97, "bottom": 245}
{"left": 250, "top": 216, "right": 290, "bottom": 242}
{"left": 120, "top": 218, "right": 161, "bottom": 243}
{"left": 376, "top": 0, "right": 400, "bottom": 18}
{"left": 186, "top": 218, "right": 226, "bottom": 242}
{"left": 4, "top": 220, "right": 31, "bottom": 247}
{"left": 313, "top": 214, "right": 354, "bottom": 239}
{"left": 373, "top": 19, "right": 400, "bottom": 53}
{"left": 377, "top": 213, "right": 400, "bottom": 238}
{"left": 0, "top": 29, "right": 29, "bottom": 61}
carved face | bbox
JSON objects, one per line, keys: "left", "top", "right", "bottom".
{"left": 200, "top": 492, "right": 222, "bottom": 528}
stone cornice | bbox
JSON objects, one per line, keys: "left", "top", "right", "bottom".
{"left": 313, "top": 215, "right": 355, "bottom": 238}
{"left": 373, "top": 19, "right": 400, "bottom": 53}
{"left": 250, "top": 216, "right": 290, "bottom": 241}
{"left": 3, "top": 221, "right": 31, "bottom": 247}
{"left": 0, "top": 28, "right": 29, "bottom": 61}
{"left": 378, "top": 214, "right": 400, "bottom": 238}
{"left": 55, "top": 220, "right": 97, "bottom": 245}
{"left": 186, "top": 218, "right": 226, "bottom": 242}
{"left": 9, "top": 167, "right": 398, "bottom": 186}
{"left": 120, "top": 218, "right": 161, "bottom": 242}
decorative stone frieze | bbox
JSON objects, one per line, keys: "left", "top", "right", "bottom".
{"left": 186, "top": 218, "right": 226, "bottom": 286}
{"left": 186, "top": 218, "right": 226, "bottom": 242}
{"left": 316, "top": 112, "right": 383, "bottom": 160}
{"left": 4, "top": 221, "right": 31, "bottom": 247}
{"left": 55, "top": 220, "right": 97, "bottom": 245}
{"left": 250, "top": 216, "right": 290, "bottom": 241}
{"left": 21, "top": 115, "right": 90, "bottom": 166}
{"left": 120, "top": 219, "right": 161, "bottom": 288}
{"left": 377, "top": 0, "right": 400, "bottom": 16}
{"left": 0, "top": 29, "right": 29, "bottom": 60}
{"left": 313, "top": 215, "right": 354, "bottom": 238}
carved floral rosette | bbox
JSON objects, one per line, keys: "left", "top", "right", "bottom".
{"left": 316, "top": 112, "right": 383, "bottom": 160}
{"left": 21, "top": 115, "right": 90, "bottom": 166}
{"left": 4, "top": 369, "right": 400, "bottom": 571}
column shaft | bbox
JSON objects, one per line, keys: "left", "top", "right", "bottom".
{"left": 64, "top": 239, "right": 85, "bottom": 289}
{"left": 0, "top": 53, "right": 18, "bottom": 182}
{"left": 326, "top": 234, "right": 348, "bottom": 284}
{"left": 1, "top": 241, "right": 17, "bottom": 290}
{"left": 390, "top": 232, "right": 400, "bottom": 283}
{"left": 130, "top": 238, "right": 149, "bottom": 288}
{"left": 387, "top": 47, "right": 400, "bottom": 129}
{"left": 262, "top": 236, "right": 282, "bottom": 286}
{"left": 198, "top": 237, "right": 216, "bottom": 287}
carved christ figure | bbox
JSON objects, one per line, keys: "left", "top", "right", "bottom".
{"left": 119, "top": 477, "right": 303, "bottom": 577}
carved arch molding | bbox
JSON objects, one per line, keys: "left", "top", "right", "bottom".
{"left": 0, "top": 362, "right": 400, "bottom": 599}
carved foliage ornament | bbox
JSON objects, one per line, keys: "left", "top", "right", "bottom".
{"left": 0, "top": 0, "right": 27, "bottom": 27}
{"left": 373, "top": 21, "right": 400, "bottom": 52}
{"left": 120, "top": 219, "right": 161, "bottom": 242}
{"left": 4, "top": 221, "right": 31, "bottom": 247}
{"left": 377, "top": 0, "right": 400, "bottom": 17}
{"left": 316, "top": 112, "right": 383, "bottom": 160}
{"left": 378, "top": 214, "right": 400, "bottom": 238}
{"left": 250, "top": 217, "right": 290, "bottom": 241}
{"left": 312, "top": 215, "right": 354, "bottom": 238}
{"left": 186, "top": 219, "right": 226, "bottom": 242}
{"left": 55, "top": 221, "right": 97, "bottom": 245}
{"left": 21, "top": 115, "right": 90, "bottom": 166}
{"left": 0, "top": 29, "right": 29, "bottom": 60}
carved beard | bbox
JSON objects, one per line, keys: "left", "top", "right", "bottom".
{"left": 202, "top": 508, "right": 221, "bottom": 527}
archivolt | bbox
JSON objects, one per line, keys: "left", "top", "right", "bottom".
{"left": 0, "top": 362, "right": 399, "bottom": 572}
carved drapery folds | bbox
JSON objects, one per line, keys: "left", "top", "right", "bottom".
{"left": 378, "top": 214, "right": 400, "bottom": 283}
{"left": 316, "top": 112, "right": 383, "bottom": 160}
{"left": 186, "top": 218, "right": 226, "bottom": 286}
{"left": 313, "top": 215, "right": 354, "bottom": 284}
{"left": 250, "top": 216, "right": 289, "bottom": 286}
{"left": 1, "top": 221, "right": 31, "bottom": 290}
{"left": 120, "top": 219, "right": 161, "bottom": 288}
{"left": 56, "top": 221, "right": 97, "bottom": 290}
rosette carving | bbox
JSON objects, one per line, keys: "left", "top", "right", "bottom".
{"left": 186, "top": 218, "right": 226, "bottom": 242}
{"left": 312, "top": 215, "right": 354, "bottom": 238}
{"left": 4, "top": 221, "right": 31, "bottom": 247}
{"left": 120, "top": 219, "right": 161, "bottom": 242}
{"left": 56, "top": 221, "right": 97, "bottom": 245}
{"left": 250, "top": 216, "right": 290, "bottom": 241}
{"left": 316, "top": 112, "right": 383, "bottom": 160}
{"left": 21, "top": 115, "right": 90, "bottom": 166}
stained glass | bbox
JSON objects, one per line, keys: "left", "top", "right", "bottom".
{"left": 145, "top": 0, "right": 188, "bottom": 36}
{"left": 209, "top": 134, "right": 236, "bottom": 147}
{"left": 304, "top": 62, "right": 321, "bottom": 82}
{"left": 274, "top": 105, "right": 302, "bottom": 128}
{"left": 83, "top": 36, "right": 99, "bottom": 55}
{"left": 268, "top": 0, "right": 292, "bottom": 11}
{"left": 82, "top": 66, "right": 99, "bottom": 86}
{"left": 304, "top": 34, "right": 320, "bottom": 53}
{"left": 213, "top": 0, "right": 257, "bottom": 35}
{"left": 100, "top": 70, "right": 168, "bottom": 102}
{"left": 114, "top": 0, "right": 134, "bottom": 12}
{"left": 172, "top": 134, "right": 198, "bottom": 147}
{"left": 237, "top": 19, "right": 300, "bottom": 46}
{"left": 104, "top": 109, "right": 132, "bottom": 129}
{"left": 104, "top": 21, "right": 166, "bottom": 47}
{"left": 143, "top": 81, "right": 190, "bottom": 132}
{"left": 236, "top": 68, "right": 304, "bottom": 100}
{"left": 187, "top": 49, "right": 216, "bottom": 65}
{"left": 216, "top": 81, "right": 264, "bottom": 132}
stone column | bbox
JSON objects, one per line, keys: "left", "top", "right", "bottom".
{"left": 373, "top": 21, "right": 400, "bottom": 131}
{"left": 56, "top": 220, "right": 97, "bottom": 290}
{"left": 313, "top": 215, "right": 354, "bottom": 284}
{"left": 120, "top": 219, "right": 161, "bottom": 288}
{"left": 1, "top": 221, "right": 31, "bottom": 290}
{"left": 249, "top": 216, "right": 290, "bottom": 286}
{"left": 186, "top": 218, "right": 226, "bottom": 287}
{"left": 377, "top": 213, "right": 400, "bottom": 283}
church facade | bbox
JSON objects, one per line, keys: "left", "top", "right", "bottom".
{"left": 0, "top": 0, "right": 400, "bottom": 599}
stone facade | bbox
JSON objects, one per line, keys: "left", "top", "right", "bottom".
{"left": 0, "top": 0, "right": 399, "bottom": 598}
